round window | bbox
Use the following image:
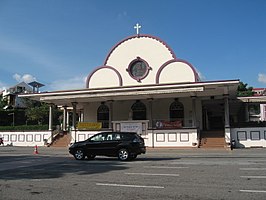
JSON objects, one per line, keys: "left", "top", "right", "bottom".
{"left": 127, "top": 57, "right": 151, "bottom": 82}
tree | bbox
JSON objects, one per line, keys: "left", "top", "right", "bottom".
{"left": 24, "top": 99, "right": 63, "bottom": 126}
{"left": 25, "top": 101, "right": 49, "bottom": 125}
{"left": 237, "top": 82, "right": 254, "bottom": 97}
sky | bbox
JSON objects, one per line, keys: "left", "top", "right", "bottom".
{"left": 0, "top": 0, "right": 266, "bottom": 91}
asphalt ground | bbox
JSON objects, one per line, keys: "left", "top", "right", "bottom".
{"left": 1, "top": 146, "right": 266, "bottom": 200}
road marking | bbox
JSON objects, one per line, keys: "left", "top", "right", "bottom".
{"left": 240, "top": 168, "right": 266, "bottom": 171}
{"left": 241, "top": 176, "right": 266, "bottom": 179}
{"left": 240, "top": 190, "right": 266, "bottom": 193}
{"left": 125, "top": 172, "right": 179, "bottom": 177}
{"left": 144, "top": 166, "right": 188, "bottom": 169}
{"left": 96, "top": 183, "right": 164, "bottom": 189}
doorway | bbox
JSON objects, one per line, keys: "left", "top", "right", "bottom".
{"left": 202, "top": 99, "right": 225, "bottom": 130}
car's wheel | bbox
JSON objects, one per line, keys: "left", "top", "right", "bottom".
{"left": 118, "top": 148, "right": 129, "bottom": 161}
{"left": 74, "top": 149, "right": 85, "bottom": 160}
{"left": 87, "top": 155, "right": 96, "bottom": 160}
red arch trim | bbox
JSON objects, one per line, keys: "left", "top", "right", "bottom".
{"left": 86, "top": 65, "right": 123, "bottom": 88}
{"left": 104, "top": 34, "right": 177, "bottom": 65}
{"left": 156, "top": 59, "right": 200, "bottom": 84}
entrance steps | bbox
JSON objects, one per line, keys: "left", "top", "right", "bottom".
{"left": 199, "top": 130, "right": 225, "bottom": 148}
{"left": 49, "top": 132, "right": 71, "bottom": 147}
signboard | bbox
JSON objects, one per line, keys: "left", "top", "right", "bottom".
{"left": 77, "top": 122, "right": 102, "bottom": 130}
{"left": 121, "top": 122, "right": 142, "bottom": 135}
{"left": 155, "top": 120, "right": 182, "bottom": 129}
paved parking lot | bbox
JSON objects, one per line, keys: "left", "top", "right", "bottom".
{"left": 1, "top": 146, "right": 266, "bottom": 200}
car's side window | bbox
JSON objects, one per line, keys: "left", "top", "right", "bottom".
{"left": 91, "top": 134, "right": 105, "bottom": 142}
{"left": 106, "top": 134, "right": 113, "bottom": 141}
{"left": 113, "top": 133, "right": 121, "bottom": 141}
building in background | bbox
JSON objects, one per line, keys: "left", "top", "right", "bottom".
{"left": 1, "top": 82, "right": 33, "bottom": 109}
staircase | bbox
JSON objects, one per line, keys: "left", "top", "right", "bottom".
{"left": 50, "top": 132, "right": 71, "bottom": 147}
{"left": 199, "top": 130, "right": 225, "bottom": 148}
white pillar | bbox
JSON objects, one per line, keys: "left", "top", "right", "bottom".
{"left": 191, "top": 96, "right": 197, "bottom": 128}
{"left": 224, "top": 94, "right": 230, "bottom": 128}
{"left": 79, "top": 110, "right": 84, "bottom": 122}
{"left": 49, "top": 104, "right": 53, "bottom": 131}
{"left": 72, "top": 102, "right": 77, "bottom": 142}
{"left": 62, "top": 106, "right": 67, "bottom": 131}
{"left": 67, "top": 111, "right": 70, "bottom": 128}
{"left": 72, "top": 102, "right": 77, "bottom": 129}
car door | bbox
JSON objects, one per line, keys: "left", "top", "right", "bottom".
{"left": 86, "top": 133, "right": 106, "bottom": 155}
{"left": 100, "top": 133, "right": 120, "bottom": 156}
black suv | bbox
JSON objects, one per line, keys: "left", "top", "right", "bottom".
{"left": 69, "top": 132, "right": 146, "bottom": 161}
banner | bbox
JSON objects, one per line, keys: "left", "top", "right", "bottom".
{"left": 155, "top": 120, "right": 182, "bottom": 129}
{"left": 77, "top": 122, "right": 102, "bottom": 130}
{"left": 121, "top": 122, "right": 142, "bottom": 135}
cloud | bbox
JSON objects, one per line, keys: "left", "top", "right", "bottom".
{"left": 0, "top": 81, "right": 7, "bottom": 91}
{"left": 258, "top": 73, "right": 266, "bottom": 84}
{"left": 13, "top": 73, "right": 36, "bottom": 83}
{"left": 49, "top": 76, "right": 86, "bottom": 91}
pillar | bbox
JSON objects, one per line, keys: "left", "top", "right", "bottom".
{"left": 245, "top": 102, "right": 249, "bottom": 122}
{"left": 148, "top": 98, "right": 153, "bottom": 129}
{"left": 108, "top": 100, "right": 113, "bottom": 129}
{"left": 72, "top": 102, "right": 78, "bottom": 142}
{"left": 224, "top": 94, "right": 230, "bottom": 128}
{"left": 62, "top": 106, "right": 67, "bottom": 131}
{"left": 72, "top": 102, "right": 77, "bottom": 129}
{"left": 67, "top": 111, "right": 70, "bottom": 128}
{"left": 49, "top": 104, "right": 53, "bottom": 131}
{"left": 191, "top": 96, "right": 197, "bottom": 128}
{"left": 80, "top": 110, "right": 84, "bottom": 122}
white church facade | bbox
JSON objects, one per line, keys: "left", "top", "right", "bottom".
{"left": 2, "top": 25, "right": 262, "bottom": 148}
{"left": 17, "top": 28, "right": 247, "bottom": 148}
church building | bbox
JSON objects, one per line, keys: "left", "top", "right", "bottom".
{"left": 20, "top": 25, "right": 241, "bottom": 148}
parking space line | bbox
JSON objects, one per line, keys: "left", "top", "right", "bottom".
{"left": 241, "top": 176, "right": 266, "bottom": 179}
{"left": 144, "top": 166, "right": 188, "bottom": 169}
{"left": 240, "top": 168, "right": 266, "bottom": 171}
{"left": 125, "top": 172, "right": 179, "bottom": 177}
{"left": 240, "top": 190, "right": 266, "bottom": 193}
{"left": 96, "top": 183, "right": 164, "bottom": 189}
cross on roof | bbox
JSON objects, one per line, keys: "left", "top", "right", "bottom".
{"left": 134, "top": 23, "right": 141, "bottom": 35}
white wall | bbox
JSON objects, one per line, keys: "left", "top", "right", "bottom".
{"left": 144, "top": 129, "right": 198, "bottom": 147}
{"left": 71, "top": 128, "right": 198, "bottom": 148}
{"left": 0, "top": 131, "right": 52, "bottom": 147}
{"left": 231, "top": 127, "right": 266, "bottom": 148}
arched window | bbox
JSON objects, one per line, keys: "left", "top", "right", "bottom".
{"left": 131, "top": 100, "right": 146, "bottom": 120}
{"left": 169, "top": 100, "right": 184, "bottom": 122}
{"left": 97, "top": 103, "right": 109, "bottom": 128}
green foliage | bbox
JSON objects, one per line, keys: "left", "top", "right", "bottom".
{"left": 237, "top": 82, "right": 254, "bottom": 97}
{"left": 25, "top": 100, "right": 49, "bottom": 125}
